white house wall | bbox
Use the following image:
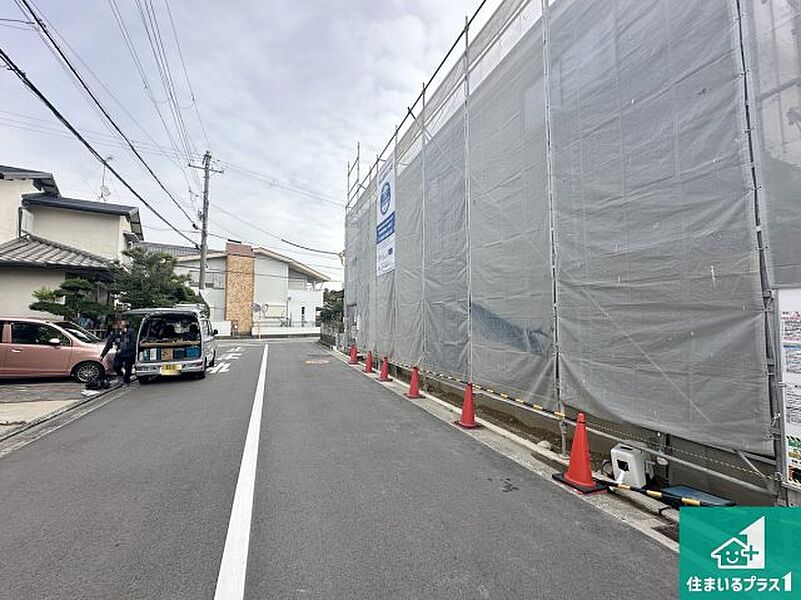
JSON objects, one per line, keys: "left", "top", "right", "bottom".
{"left": 254, "top": 255, "right": 288, "bottom": 314}
{"left": 0, "top": 269, "right": 66, "bottom": 317}
{"left": 28, "top": 207, "right": 129, "bottom": 260}
{"left": 288, "top": 288, "right": 323, "bottom": 326}
{"left": 0, "top": 180, "right": 37, "bottom": 243}
{"left": 175, "top": 256, "right": 226, "bottom": 322}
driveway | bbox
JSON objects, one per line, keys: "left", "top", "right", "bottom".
{"left": 0, "top": 379, "right": 89, "bottom": 437}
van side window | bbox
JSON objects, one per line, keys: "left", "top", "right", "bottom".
{"left": 0, "top": 321, "right": 7, "bottom": 342}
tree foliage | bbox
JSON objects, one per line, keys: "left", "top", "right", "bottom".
{"left": 109, "top": 247, "right": 204, "bottom": 310}
{"left": 29, "top": 277, "right": 109, "bottom": 322}
{"left": 319, "top": 288, "right": 343, "bottom": 323}
{"left": 29, "top": 248, "right": 204, "bottom": 321}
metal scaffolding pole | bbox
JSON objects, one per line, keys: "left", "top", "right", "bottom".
{"left": 463, "top": 15, "right": 473, "bottom": 385}
{"left": 541, "top": 0, "right": 567, "bottom": 457}
{"left": 420, "top": 82, "right": 427, "bottom": 368}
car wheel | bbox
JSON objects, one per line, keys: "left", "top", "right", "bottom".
{"left": 73, "top": 361, "right": 103, "bottom": 383}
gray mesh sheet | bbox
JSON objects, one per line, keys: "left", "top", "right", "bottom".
{"left": 424, "top": 107, "right": 469, "bottom": 379}
{"left": 746, "top": 1, "right": 801, "bottom": 287}
{"left": 469, "top": 14, "right": 555, "bottom": 405}
{"left": 548, "top": 0, "right": 770, "bottom": 452}
{"left": 393, "top": 148, "right": 424, "bottom": 365}
{"left": 344, "top": 0, "right": 787, "bottom": 453}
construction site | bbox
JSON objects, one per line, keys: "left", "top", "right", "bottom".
{"left": 343, "top": 0, "right": 801, "bottom": 506}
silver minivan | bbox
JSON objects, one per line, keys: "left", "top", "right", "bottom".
{"left": 128, "top": 308, "right": 217, "bottom": 383}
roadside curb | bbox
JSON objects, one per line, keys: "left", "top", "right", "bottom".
{"left": 0, "top": 381, "right": 132, "bottom": 444}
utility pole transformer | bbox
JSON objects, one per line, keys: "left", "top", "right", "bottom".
{"left": 190, "top": 151, "right": 223, "bottom": 291}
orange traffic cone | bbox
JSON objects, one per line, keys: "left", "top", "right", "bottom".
{"left": 363, "top": 351, "right": 374, "bottom": 374}
{"left": 406, "top": 366, "right": 423, "bottom": 399}
{"left": 454, "top": 383, "right": 481, "bottom": 429}
{"left": 552, "top": 413, "right": 606, "bottom": 494}
{"left": 349, "top": 344, "right": 358, "bottom": 364}
{"left": 378, "top": 356, "right": 392, "bottom": 381}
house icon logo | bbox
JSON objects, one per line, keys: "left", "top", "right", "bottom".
{"left": 710, "top": 516, "right": 765, "bottom": 570}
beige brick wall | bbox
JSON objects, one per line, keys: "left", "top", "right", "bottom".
{"left": 225, "top": 253, "right": 254, "bottom": 334}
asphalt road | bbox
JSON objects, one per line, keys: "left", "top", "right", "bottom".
{"left": 0, "top": 340, "right": 677, "bottom": 599}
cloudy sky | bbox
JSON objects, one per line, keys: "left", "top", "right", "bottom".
{"left": 0, "top": 0, "right": 496, "bottom": 285}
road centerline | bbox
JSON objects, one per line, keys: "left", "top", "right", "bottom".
{"left": 213, "top": 343, "right": 269, "bottom": 600}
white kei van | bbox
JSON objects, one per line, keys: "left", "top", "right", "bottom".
{"left": 127, "top": 308, "right": 217, "bottom": 383}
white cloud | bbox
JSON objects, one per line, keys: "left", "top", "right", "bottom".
{"left": 0, "top": 0, "right": 498, "bottom": 283}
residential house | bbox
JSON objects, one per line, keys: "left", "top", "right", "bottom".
{"left": 0, "top": 236, "right": 112, "bottom": 319}
{"left": 0, "top": 165, "right": 142, "bottom": 318}
{"left": 0, "top": 165, "right": 59, "bottom": 242}
{"left": 19, "top": 193, "right": 142, "bottom": 261}
{"left": 141, "top": 241, "right": 329, "bottom": 336}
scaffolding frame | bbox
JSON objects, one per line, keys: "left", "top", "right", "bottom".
{"left": 343, "top": 0, "right": 801, "bottom": 504}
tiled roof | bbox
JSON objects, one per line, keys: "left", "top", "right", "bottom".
{"left": 0, "top": 235, "right": 110, "bottom": 270}
{"left": 134, "top": 241, "right": 205, "bottom": 257}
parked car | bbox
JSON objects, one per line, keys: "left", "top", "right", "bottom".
{"left": 0, "top": 318, "right": 114, "bottom": 383}
{"left": 127, "top": 308, "right": 217, "bottom": 383}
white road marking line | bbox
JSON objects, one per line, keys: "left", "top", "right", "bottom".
{"left": 207, "top": 362, "right": 230, "bottom": 374}
{"left": 214, "top": 344, "right": 269, "bottom": 599}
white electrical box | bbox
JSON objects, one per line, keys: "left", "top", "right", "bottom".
{"left": 610, "top": 443, "right": 653, "bottom": 488}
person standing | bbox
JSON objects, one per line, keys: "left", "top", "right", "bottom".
{"left": 101, "top": 319, "right": 137, "bottom": 385}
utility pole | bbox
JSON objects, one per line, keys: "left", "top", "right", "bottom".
{"left": 189, "top": 150, "right": 223, "bottom": 290}
{"left": 199, "top": 151, "right": 211, "bottom": 289}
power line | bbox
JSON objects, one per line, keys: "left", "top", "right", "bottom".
{"left": 0, "top": 46, "right": 196, "bottom": 246}
{"left": 211, "top": 202, "right": 341, "bottom": 257}
{"left": 135, "top": 0, "right": 199, "bottom": 165}
{"left": 0, "top": 113, "right": 342, "bottom": 260}
{"left": 0, "top": 19, "right": 33, "bottom": 30}
{"left": 0, "top": 109, "right": 192, "bottom": 160}
{"left": 16, "top": 0, "right": 200, "bottom": 201}
{"left": 279, "top": 238, "right": 342, "bottom": 257}
{"left": 19, "top": 0, "right": 199, "bottom": 199}
{"left": 177, "top": 264, "right": 339, "bottom": 282}
{"left": 163, "top": 0, "right": 209, "bottom": 147}
{"left": 107, "top": 0, "right": 202, "bottom": 194}
{"left": 16, "top": 0, "right": 198, "bottom": 228}
{"left": 218, "top": 161, "right": 344, "bottom": 207}
{"left": 140, "top": 0, "right": 198, "bottom": 158}
{"left": 141, "top": 225, "right": 344, "bottom": 269}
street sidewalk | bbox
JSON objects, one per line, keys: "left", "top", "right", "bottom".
{"left": 0, "top": 379, "right": 121, "bottom": 440}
